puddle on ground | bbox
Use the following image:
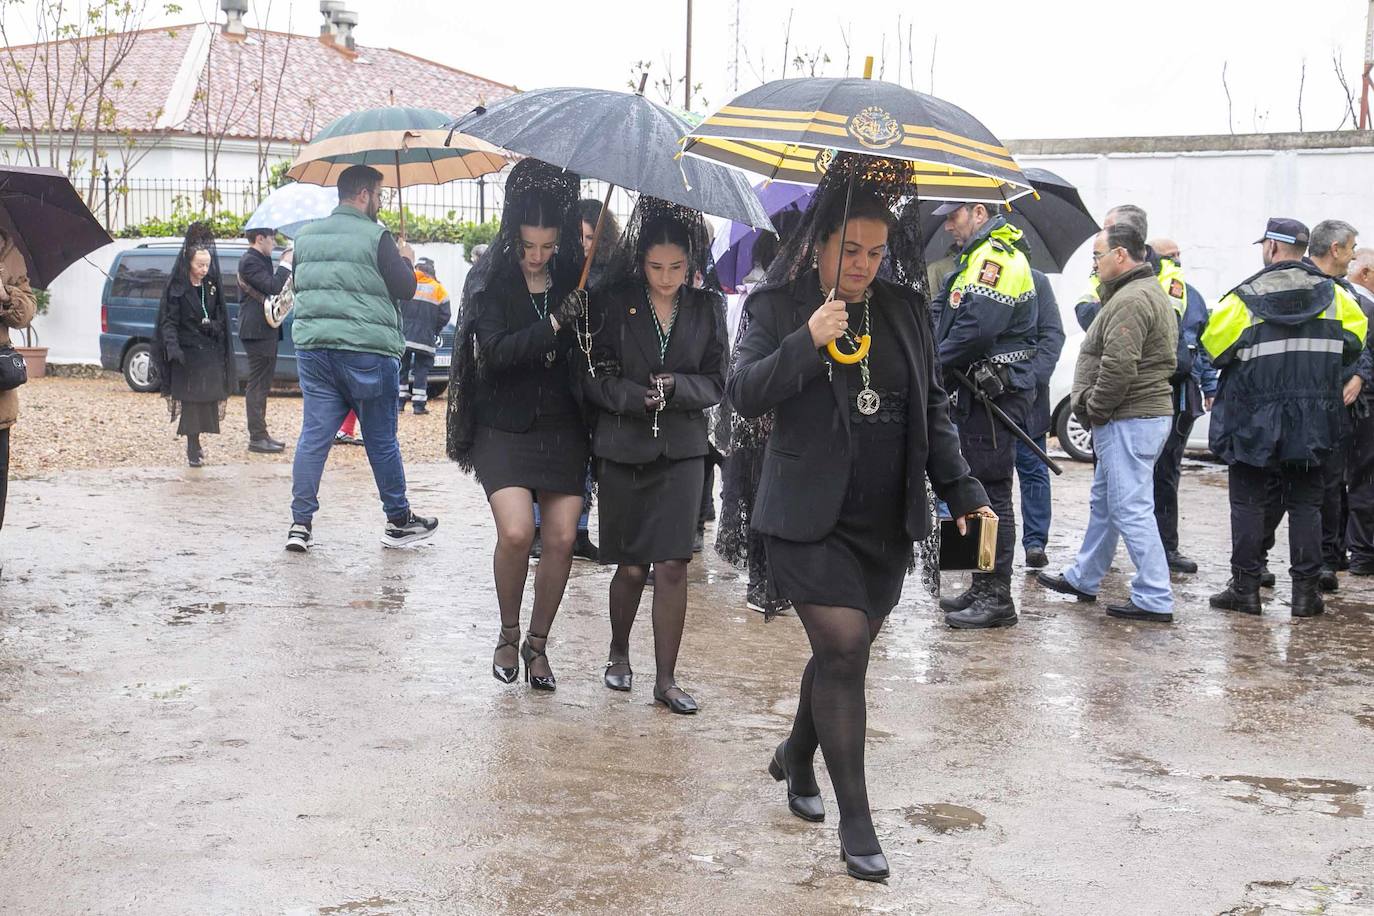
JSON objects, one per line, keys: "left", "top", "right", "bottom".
{"left": 167, "top": 602, "right": 230, "bottom": 626}
{"left": 318, "top": 899, "right": 396, "bottom": 915}
{"left": 1219, "top": 775, "right": 1368, "bottom": 818}
{"left": 902, "top": 803, "right": 986, "bottom": 832}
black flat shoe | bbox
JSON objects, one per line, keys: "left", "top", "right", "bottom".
{"left": 653, "top": 685, "right": 698, "bottom": 715}
{"left": 1035, "top": 571, "right": 1097, "bottom": 602}
{"left": 839, "top": 838, "right": 889, "bottom": 883}
{"left": 492, "top": 625, "right": 520, "bottom": 684}
{"left": 603, "top": 660, "right": 633, "bottom": 692}
{"left": 521, "top": 632, "right": 556, "bottom": 692}
{"left": 767, "top": 741, "right": 824, "bottom": 822}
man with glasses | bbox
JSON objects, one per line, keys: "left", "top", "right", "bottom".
{"left": 1037, "top": 225, "right": 1178, "bottom": 622}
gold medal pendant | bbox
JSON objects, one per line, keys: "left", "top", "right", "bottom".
{"left": 857, "top": 388, "right": 881, "bottom": 415}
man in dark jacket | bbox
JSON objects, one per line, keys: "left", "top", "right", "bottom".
{"left": 237, "top": 228, "right": 292, "bottom": 453}
{"left": 1345, "top": 248, "right": 1374, "bottom": 575}
{"left": 398, "top": 257, "right": 451, "bottom": 415}
{"left": 1016, "top": 269, "right": 1064, "bottom": 569}
{"left": 1037, "top": 225, "right": 1178, "bottom": 623}
{"left": 1203, "top": 218, "right": 1367, "bottom": 618}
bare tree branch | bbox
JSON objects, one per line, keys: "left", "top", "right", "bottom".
{"left": 930, "top": 35, "right": 937, "bottom": 94}
{"left": 1221, "top": 61, "right": 1235, "bottom": 135}
{"left": 1297, "top": 57, "right": 1305, "bottom": 132}
{"left": 1332, "top": 49, "right": 1358, "bottom": 130}
{"left": 781, "top": 9, "right": 792, "bottom": 80}
{"left": 839, "top": 21, "right": 851, "bottom": 77}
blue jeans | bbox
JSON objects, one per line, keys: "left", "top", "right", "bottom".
{"left": 1062, "top": 416, "right": 1174, "bottom": 612}
{"left": 1016, "top": 435, "right": 1052, "bottom": 550}
{"left": 292, "top": 348, "right": 409, "bottom": 525}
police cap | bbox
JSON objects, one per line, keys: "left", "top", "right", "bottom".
{"left": 1253, "top": 217, "right": 1310, "bottom": 246}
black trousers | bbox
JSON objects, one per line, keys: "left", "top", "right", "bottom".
{"left": 1230, "top": 462, "right": 1323, "bottom": 586}
{"left": 1153, "top": 408, "right": 1194, "bottom": 554}
{"left": 1346, "top": 415, "right": 1374, "bottom": 565}
{"left": 1320, "top": 442, "right": 1348, "bottom": 569}
{"left": 0, "top": 426, "right": 9, "bottom": 531}
{"left": 956, "top": 388, "right": 1031, "bottom": 583}
{"left": 242, "top": 337, "right": 278, "bottom": 440}
{"left": 399, "top": 348, "right": 435, "bottom": 403}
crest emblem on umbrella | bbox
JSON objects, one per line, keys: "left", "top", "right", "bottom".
{"left": 848, "top": 106, "right": 903, "bottom": 150}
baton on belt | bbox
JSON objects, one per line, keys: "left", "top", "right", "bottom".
{"left": 950, "top": 368, "right": 1064, "bottom": 476}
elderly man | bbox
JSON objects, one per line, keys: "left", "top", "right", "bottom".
{"left": 1038, "top": 225, "right": 1178, "bottom": 621}
{"left": 1307, "top": 220, "right": 1367, "bottom": 589}
{"left": 1343, "top": 248, "right": 1374, "bottom": 574}
{"left": 1204, "top": 218, "right": 1367, "bottom": 618}
{"left": 286, "top": 164, "right": 438, "bottom": 553}
{"left": 237, "top": 227, "right": 293, "bottom": 453}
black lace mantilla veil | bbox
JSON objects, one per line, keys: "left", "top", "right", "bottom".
{"left": 445, "top": 159, "right": 584, "bottom": 471}
{"left": 150, "top": 221, "right": 234, "bottom": 425}
{"left": 713, "top": 153, "right": 945, "bottom": 611}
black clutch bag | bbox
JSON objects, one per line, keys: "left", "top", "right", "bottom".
{"left": 0, "top": 345, "right": 27, "bottom": 391}
{"left": 939, "top": 516, "right": 998, "bottom": 571}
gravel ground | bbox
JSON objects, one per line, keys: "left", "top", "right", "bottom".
{"left": 8, "top": 372, "right": 450, "bottom": 479}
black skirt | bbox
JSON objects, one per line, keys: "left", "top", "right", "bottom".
{"left": 597, "top": 455, "right": 704, "bottom": 565}
{"left": 470, "top": 414, "right": 589, "bottom": 498}
{"left": 176, "top": 401, "right": 221, "bottom": 437}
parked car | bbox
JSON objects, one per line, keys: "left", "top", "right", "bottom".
{"left": 1048, "top": 328, "right": 1211, "bottom": 462}
{"left": 99, "top": 241, "right": 455, "bottom": 397}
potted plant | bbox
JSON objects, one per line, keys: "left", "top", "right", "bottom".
{"left": 15, "top": 288, "right": 49, "bottom": 378}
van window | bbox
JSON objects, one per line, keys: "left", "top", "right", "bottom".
{"left": 110, "top": 254, "right": 176, "bottom": 300}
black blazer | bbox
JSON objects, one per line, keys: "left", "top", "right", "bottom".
{"left": 236, "top": 248, "right": 291, "bottom": 342}
{"left": 582, "top": 282, "right": 727, "bottom": 464}
{"left": 472, "top": 265, "right": 581, "bottom": 433}
{"left": 726, "top": 272, "right": 987, "bottom": 543}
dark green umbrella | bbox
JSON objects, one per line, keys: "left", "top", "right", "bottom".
{"left": 288, "top": 106, "right": 509, "bottom": 236}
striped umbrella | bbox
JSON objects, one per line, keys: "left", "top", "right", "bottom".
{"left": 681, "top": 72, "right": 1032, "bottom": 204}
{"left": 287, "top": 106, "right": 510, "bottom": 236}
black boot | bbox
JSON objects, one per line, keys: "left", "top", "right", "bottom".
{"left": 938, "top": 575, "right": 987, "bottom": 613}
{"left": 945, "top": 579, "right": 1017, "bottom": 629}
{"left": 1291, "top": 576, "right": 1325, "bottom": 618}
{"left": 1210, "top": 577, "right": 1262, "bottom": 615}
{"left": 1318, "top": 567, "right": 1339, "bottom": 592}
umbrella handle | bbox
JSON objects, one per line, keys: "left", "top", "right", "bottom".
{"left": 827, "top": 335, "right": 871, "bottom": 365}
{"left": 577, "top": 183, "right": 616, "bottom": 291}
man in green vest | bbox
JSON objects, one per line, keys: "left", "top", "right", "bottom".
{"left": 285, "top": 164, "right": 438, "bottom": 553}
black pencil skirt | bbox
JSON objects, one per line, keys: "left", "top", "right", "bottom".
{"left": 597, "top": 455, "right": 704, "bottom": 565}
{"left": 470, "top": 415, "right": 589, "bottom": 499}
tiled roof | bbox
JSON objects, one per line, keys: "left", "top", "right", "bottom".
{"left": 0, "top": 23, "right": 518, "bottom": 142}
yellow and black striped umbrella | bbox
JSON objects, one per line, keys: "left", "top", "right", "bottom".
{"left": 682, "top": 76, "right": 1031, "bottom": 204}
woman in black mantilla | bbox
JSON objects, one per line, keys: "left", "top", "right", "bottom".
{"left": 726, "top": 157, "right": 994, "bottom": 883}
{"left": 579, "top": 200, "right": 726, "bottom": 715}
{"left": 446, "top": 159, "right": 588, "bottom": 692}
{"left": 152, "top": 223, "right": 235, "bottom": 467}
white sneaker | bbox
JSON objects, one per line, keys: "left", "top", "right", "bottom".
{"left": 285, "top": 523, "right": 311, "bottom": 553}
{"left": 381, "top": 512, "right": 438, "bottom": 548}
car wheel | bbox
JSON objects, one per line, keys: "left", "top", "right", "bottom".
{"left": 1055, "top": 399, "right": 1095, "bottom": 462}
{"left": 426, "top": 381, "right": 449, "bottom": 401}
{"left": 123, "top": 342, "right": 159, "bottom": 393}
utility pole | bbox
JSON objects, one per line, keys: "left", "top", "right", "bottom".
{"left": 684, "top": 0, "right": 694, "bottom": 111}
{"left": 1361, "top": 0, "right": 1373, "bottom": 128}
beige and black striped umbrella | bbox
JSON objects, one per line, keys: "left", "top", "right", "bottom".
{"left": 682, "top": 73, "right": 1032, "bottom": 204}
{"left": 288, "top": 106, "right": 511, "bottom": 235}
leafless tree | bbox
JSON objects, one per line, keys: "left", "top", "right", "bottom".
{"left": 1221, "top": 61, "right": 1235, "bottom": 135}
{"left": 1297, "top": 58, "right": 1306, "bottom": 132}
{"left": 1332, "top": 49, "right": 1359, "bottom": 130}
{"left": 250, "top": 0, "right": 296, "bottom": 196}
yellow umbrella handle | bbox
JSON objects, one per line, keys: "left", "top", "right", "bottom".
{"left": 827, "top": 335, "right": 871, "bottom": 365}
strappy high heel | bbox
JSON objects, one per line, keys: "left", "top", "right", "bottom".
{"left": 492, "top": 624, "right": 520, "bottom": 684}
{"left": 521, "top": 631, "right": 556, "bottom": 692}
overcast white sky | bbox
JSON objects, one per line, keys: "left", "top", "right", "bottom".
{"left": 13, "top": 0, "right": 1374, "bottom": 138}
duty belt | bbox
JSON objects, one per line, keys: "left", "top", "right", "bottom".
{"left": 989, "top": 349, "right": 1035, "bottom": 365}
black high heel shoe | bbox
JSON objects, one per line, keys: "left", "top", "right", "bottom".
{"left": 521, "top": 632, "right": 556, "bottom": 692}
{"left": 767, "top": 741, "right": 824, "bottom": 822}
{"left": 603, "top": 660, "right": 633, "bottom": 692}
{"left": 492, "top": 625, "right": 520, "bottom": 684}
{"left": 839, "top": 835, "right": 889, "bottom": 883}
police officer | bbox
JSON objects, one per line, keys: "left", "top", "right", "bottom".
{"left": 1075, "top": 206, "right": 1218, "bottom": 575}
{"left": 1346, "top": 248, "right": 1374, "bottom": 575}
{"left": 1204, "top": 217, "right": 1367, "bottom": 618}
{"left": 931, "top": 199, "right": 1038, "bottom": 629}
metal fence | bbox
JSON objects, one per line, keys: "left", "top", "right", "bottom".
{"left": 104, "top": 175, "right": 639, "bottom": 234}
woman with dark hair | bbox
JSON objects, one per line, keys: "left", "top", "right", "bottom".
{"left": 578, "top": 197, "right": 621, "bottom": 290}
{"left": 152, "top": 223, "right": 235, "bottom": 467}
{"left": 726, "top": 156, "right": 992, "bottom": 882}
{"left": 446, "top": 159, "right": 587, "bottom": 692}
{"left": 580, "top": 199, "right": 726, "bottom": 715}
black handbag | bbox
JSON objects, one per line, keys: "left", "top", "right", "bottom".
{"left": 0, "top": 345, "right": 26, "bottom": 391}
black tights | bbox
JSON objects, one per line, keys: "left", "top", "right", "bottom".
{"left": 607, "top": 559, "right": 689, "bottom": 696}
{"left": 186, "top": 434, "right": 201, "bottom": 460}
{"left": 787, "top": 603, "right": 885, "bottom": 856}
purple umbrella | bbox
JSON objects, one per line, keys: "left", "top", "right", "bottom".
{"left": 713, "top": 183, "right": 813, "bottom": 291}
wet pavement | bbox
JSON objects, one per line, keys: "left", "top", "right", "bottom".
{"left": 1, "top": 458, "right": 1371, "bottom": 914}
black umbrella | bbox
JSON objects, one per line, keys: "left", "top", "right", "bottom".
{"left": 447, "top": 82, "right": 774, "bottom": 286}
{"left": 0, "top": 166, "right": 113, "bottom": 288}
{"left": 917, "top": 167, "right": 1099, "bottom": 274}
